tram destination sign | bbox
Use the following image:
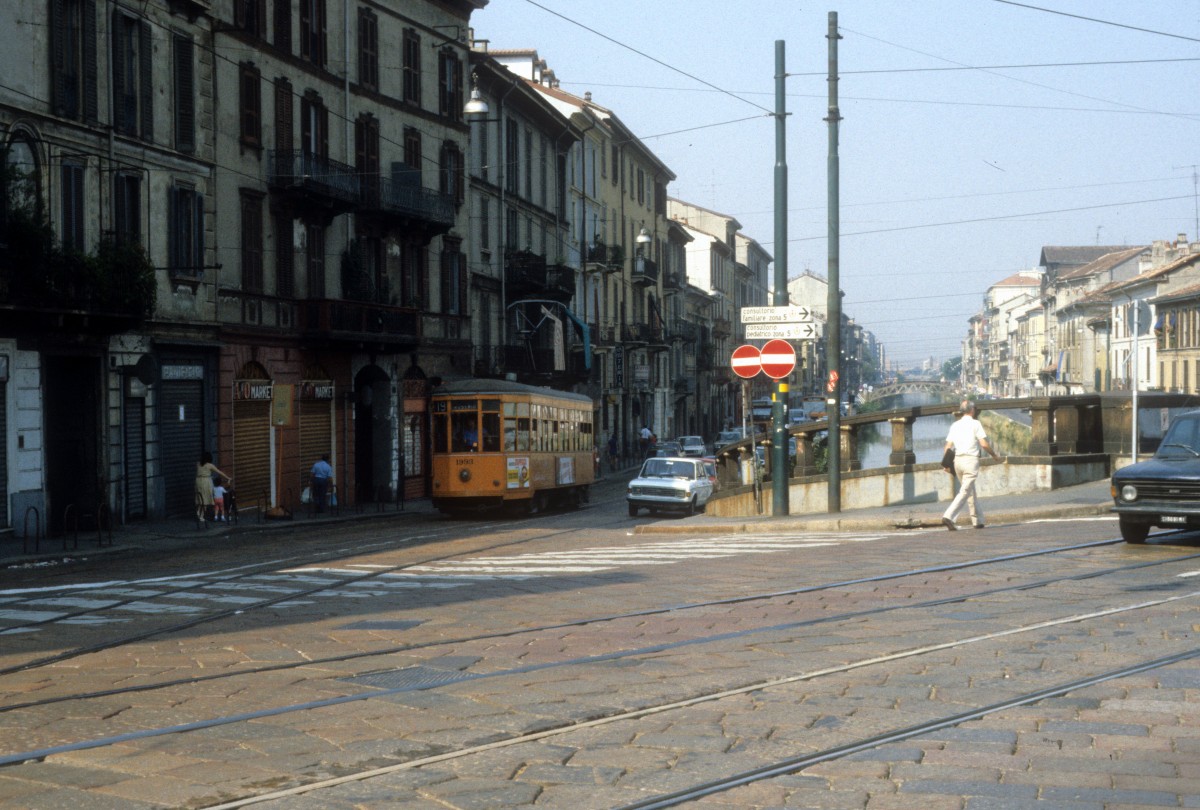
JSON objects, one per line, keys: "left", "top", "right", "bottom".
{"left": 740, "top": 305, "right": 813, "bottom": 324}
{"left": 744, "top": 322, "right": 821, "bottom": 340}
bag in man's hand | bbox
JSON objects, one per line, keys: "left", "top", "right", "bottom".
{"left": 940, "top": 447, "right": 955, "bottom": 471}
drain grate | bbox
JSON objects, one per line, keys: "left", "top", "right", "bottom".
{"left": 338, "top": 619, "right": 423, "bottom": 631}
{"left": 343, "top": 665, "right": 477, "bottom": 691}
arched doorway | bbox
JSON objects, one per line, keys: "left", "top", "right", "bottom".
{"left": 354, "top": 365, "right": 391, "bottom": 503}
{"left": 400, "top": 365, "right": 429, "bottom": 500}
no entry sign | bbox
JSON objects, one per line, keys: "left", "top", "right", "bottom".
{"left": 731, "top": 344, "right": 761, "bottom": 379}
{"left": 759, "top": 339, "right": 796, "bottom": 380}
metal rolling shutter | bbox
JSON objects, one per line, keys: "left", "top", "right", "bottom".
{"left": 300, "top": 396, "right": 333, "bottom": 486}
{"left": 0, "top": 381, "right": 6, "bottom": 528}
{"left": 159, "top": 379, "right": 203, "bottom": 516}
{"left": 124, "top": 396, "right": 146, "bottom": 519}
{"left": 233, "top": 400, "right": 272, "bottom": 510}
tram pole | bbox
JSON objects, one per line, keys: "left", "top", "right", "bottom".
{"left": 825, "top": 12, "right": 843, "bottom": 513}
{"left": 771, "top": 39, "right": 790, "bottom": 516}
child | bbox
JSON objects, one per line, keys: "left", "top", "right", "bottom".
{"left": 212, "top": 482, "right": 227, "bottom": 522}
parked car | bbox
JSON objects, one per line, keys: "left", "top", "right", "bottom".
{"left": 648, "top": 440, "right": 684, "bottom": 458}
{"left": 677, "top": 435, "right": 707, "bottom": 457}
{"left": 715, "top": 429, "right": 748, "bottom": 448}
{"left": 1111, "top": 409, "right": 1200, "bottom": 543}
{"left": 627, "top": 456, "right": 715, "bottom": 517}
{"left": 701, "top": 457, "right": 720, "bottom": 492}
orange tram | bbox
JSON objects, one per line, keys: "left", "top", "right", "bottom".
{"left": 430, "top": 379, "right": 596, "bottom": 515}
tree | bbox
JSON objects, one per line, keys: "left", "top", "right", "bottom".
{"left": 942, "top": 356, "right": 962, "bottom": 382}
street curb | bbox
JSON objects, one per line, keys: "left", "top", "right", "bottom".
{"left": 632, "top": 502, "right": 1113, "bottom": 535}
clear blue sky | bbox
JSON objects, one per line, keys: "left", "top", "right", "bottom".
{"left": 471, "top": 1, "right": 1200, "bottom": 369}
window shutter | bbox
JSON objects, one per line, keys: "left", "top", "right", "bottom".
{"left": 273, "top": 0, "right": 291, "bottom": 53}
{"left": 458, "top": 255, "right": 467, "bottom": 315}
{"left": 318, "top": 0, "right": 327, "bottom": 67}
{"left": 194, "top": 192, "right": 205, "bottom": 272}
{"left": 168, "top": 186, "right": 179, "bottom": 271}
{"left": 299, "top": 0, "right": 310, "bottom": 60}
{"left": 76, "top": 0, "right": 94, "bottom": 121}
{"left": 174, "top": 35, "right": 195, "bottom": 153}
{"left": 111, "top": 12, "right": 125, "bottom": 131}
{"left": 274, "top": 78, "right": 292, "bottom": 152}
{"left": 50, "top": 0, "right": 67, "bottom": 116}
{"left": 139, "top": 20, "right": 153, "bottom": 142}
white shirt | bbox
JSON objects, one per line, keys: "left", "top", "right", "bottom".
{"left": 640, "top": 427, "right": 651, "bottom": 440}
{"left": 946, "top": 414, "right": 988, "bottom": 457}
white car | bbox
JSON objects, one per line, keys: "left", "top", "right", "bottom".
{"left": 677, "top": 435, "right": 707, "bottom": 457}
{"left": 627, "top": 457, "right": 715, "bottom": 517}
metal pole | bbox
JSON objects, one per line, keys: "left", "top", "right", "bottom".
{"left": 825, "top": 12, "right": 843, "bottom": 512}
{"left": 1132, "top": 296, "right": 1139, "bottom": 461}
{"left": 771, "top": 40, "right": 790, "bottom": 516}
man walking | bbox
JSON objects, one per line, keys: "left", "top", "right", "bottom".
{"left": 311, "top": 454, "right": 333, "bottom": 513}
{"left": 941, "top": 400, "right": 1001, "bottom": 530}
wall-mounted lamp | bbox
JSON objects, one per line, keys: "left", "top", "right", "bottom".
{"left": 464, "top": 72, "right": 490, "bottom": 118}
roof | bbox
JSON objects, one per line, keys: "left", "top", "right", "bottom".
{"left": 990, "top": 272, "right": 1041, "bottom": 288}
{"left": 1056, "top": 246, "right": 1146, "bottom": 282}
{"left": 1040, "top": 246, "right": 1133, "bottom": 268}
{"left": 1152, "top": 279, "right": 1200, "bottom": 306}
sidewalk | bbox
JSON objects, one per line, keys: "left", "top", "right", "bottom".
{"left": 634, "top": 477, "right": 1116, "bottom": 534}
{"left": 0, "top": 475, "right": 1116, "bottom": 568}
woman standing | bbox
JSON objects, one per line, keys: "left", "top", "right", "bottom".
{"left": 195, "top": 452, "right": 231, "bottom": 528}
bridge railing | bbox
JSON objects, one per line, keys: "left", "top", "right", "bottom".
{"left": 711, "top": 391, "right": 1200, "bottom": 494}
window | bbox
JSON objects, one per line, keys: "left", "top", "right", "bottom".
{"left": 273, "top": 0, "right": 292, "bottom": 52}
{"left": 506, "top": 207, "right": 519, "bottom": 251}
{"left": 234, "top": 0, "right": 266, "bottom": 37}
{"left": 112, "top": 11, "right": 152, "bottom": 140}
{"left": 403, "top": 128, "right": 421, "bottom": 186}
{"left": 6, "top": 136, "right": 40, "bottom": 215}
{"left": 240, "top": 192, "right": 263, "bottom": 292}
{"left": 475, "top": 119, "right": 488, "bottom": 182}
{"left": 275, "top": 213, "right": 294, "bottom": 297}
{"left": 437, "top": 49, "right": 462, "bottom": 122}
{"left": 305, "top": 224, "right": 325, "bottom": 298}
{"left": 611, "top": 144, "right": 619, "bottom": 187}
{"left": 169, "top": 184, "right": 204, "bottom": 276}
{"left": 440, "top": 141, "right": 463, "bottom": 204}
{"left": 524, "top": 129, "right": 533, "bottom": 200}
{"left": 299, "top": 0, "right": 326, "bottom": 67}
{"left": 636, "top": 168, "right": 645, "bottom": 204}
{"left": 355, "top": 114, "right": 379, "bottom": 202}
{"left": 357, "top": 8, "right": 378, "bottom": 91}
{"left": 402, "top": 28, "right": 421, "bottom": 105}
{"left": 113, "top": 171, "right": 140, "bottom": 244}
{"left": 301, "top": 93, "right": 328, "bottom": 159}
{"left": 60, "top": 161, "right": 85, "bottom": 251}
{"left": 173, "top": 34, "right": 195, "bottom": 153}
{"left": 50, "top": 0, "right": 98, "bottom": 122}
{"left": 239, "top": 62, "right": 261, "bottom": 148}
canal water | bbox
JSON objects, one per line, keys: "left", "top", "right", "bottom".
{"left": 856, "top": 393, "right": 954, "bottom": 469}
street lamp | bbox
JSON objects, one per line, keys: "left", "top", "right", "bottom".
{"left": 464, "top": 73, "right": 490, "bottom": 118}
{"left": 636, "top": 226, "right": 652, "bottom": 254}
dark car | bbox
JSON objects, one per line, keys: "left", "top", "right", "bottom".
{"left": 1111, "top": 410, "right": 1200, "bottom": 543}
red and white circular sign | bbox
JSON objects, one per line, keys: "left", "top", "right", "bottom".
{"left": 731, "top": 344, "right": 761, "bottom": 379}
{"left": 759, "top": 339, "right": 796, "bottom": 380}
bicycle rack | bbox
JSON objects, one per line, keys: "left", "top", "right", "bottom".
{"left": 22, "top": 506, "right": 42, "bottom": 554}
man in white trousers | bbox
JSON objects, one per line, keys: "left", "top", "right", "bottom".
{"left": 942, "top": 400, "right": 1001, "bottom": 530}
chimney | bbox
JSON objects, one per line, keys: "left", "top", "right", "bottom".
{"left": 584, "top": 91, "right": 592, "bottom": 102}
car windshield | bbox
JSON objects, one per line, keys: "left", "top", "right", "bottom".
{"left": 640, "top": 459, "right": 697, "bottom": 480}
{"left": 1157, "top": 416, "right": 1200, "bottom": 458}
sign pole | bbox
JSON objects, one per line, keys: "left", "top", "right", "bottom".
{"left": 771, "top": 39, "right": 790, "bottom": 517}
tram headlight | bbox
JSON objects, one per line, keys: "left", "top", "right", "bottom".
{"left": 459, "top": 468, "right": 472, "bottom": 483}
{"left": 1119, "top": 484, "right": 1137, "bottom": 502}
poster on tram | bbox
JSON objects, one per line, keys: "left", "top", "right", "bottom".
{"left": 507, "top": 457, "right": 530, "bottom": 489}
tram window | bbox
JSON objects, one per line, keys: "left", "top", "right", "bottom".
{"left": 504, "top": 418, "right": 517, "bottom": 452}
{"left": 482, "top": 412, "right": 501, "bottom": 452}
{"left": 517, "top": 417, "right": 530, "bottom": 451}
{"left": 482, "top": 399, "right": 501, "bottom": 411}
{"left": 517, "top": 401, "right": 529, "bottom": 417}
{"left": 452, "top": 411, "right": 479, "bottom": 452}
{"left": 433, "top": 413, "right": 449, "bottom": 453}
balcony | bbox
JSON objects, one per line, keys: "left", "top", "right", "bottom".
{"left": 584, "top": 241, "right": 624, "bottom": 273}
{"left": 622, "top": 322, "right": 650, "bottom": 346}
{"left": 218, "top": 289, "right": 298, "bottom": 332}
{"left": 662, "top": 269, "right": 685, "bottom": 293}
{"left": 298, "top": 299, "right": 420, "bottom": 352}
{"left": 592, "top": 321, "right": 617, "bottom": 352}
{"left": 674, "top": 377, "right": 697, "bottom": 396}
{"left": 712, "top": 316, "right": 733, "bottom": 339}
{"left": 632, "top": 255, "right": 659, "bottom": 287}
{"left": 359, "top": 174, "right": 455, "bottom": 235}
{"left": 670, "top": 321, "right": 699, "bottom": 342}
{"left": 497, "top": 344, "right": 590, "bottom": 385}
{"left": 506, "top": 250, "right": 576, "bottom": 303}
{"left": 269, "top": 150, "right": 360, "bottom": 217}
{"left": 646, "top": 323, "right": 669, "bottom": 352}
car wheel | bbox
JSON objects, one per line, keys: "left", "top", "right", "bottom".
{"left": 685, "top": 497, "right": 696, "bottom": 516}
{"left": 1119, "top": 518, "right": 1150, "bottom": 544}
{"left": 628, "top": 503, "right": 639, "bottom": 517}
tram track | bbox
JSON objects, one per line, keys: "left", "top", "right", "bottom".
{"left": 0, "top": 536, "right": 1194, "bottom": 768}
{"left": 136, "top": 587, "right": 1200, "bottom": 807}
{"left": 0, "top": 536, "right": 1146, "bottom": 698}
